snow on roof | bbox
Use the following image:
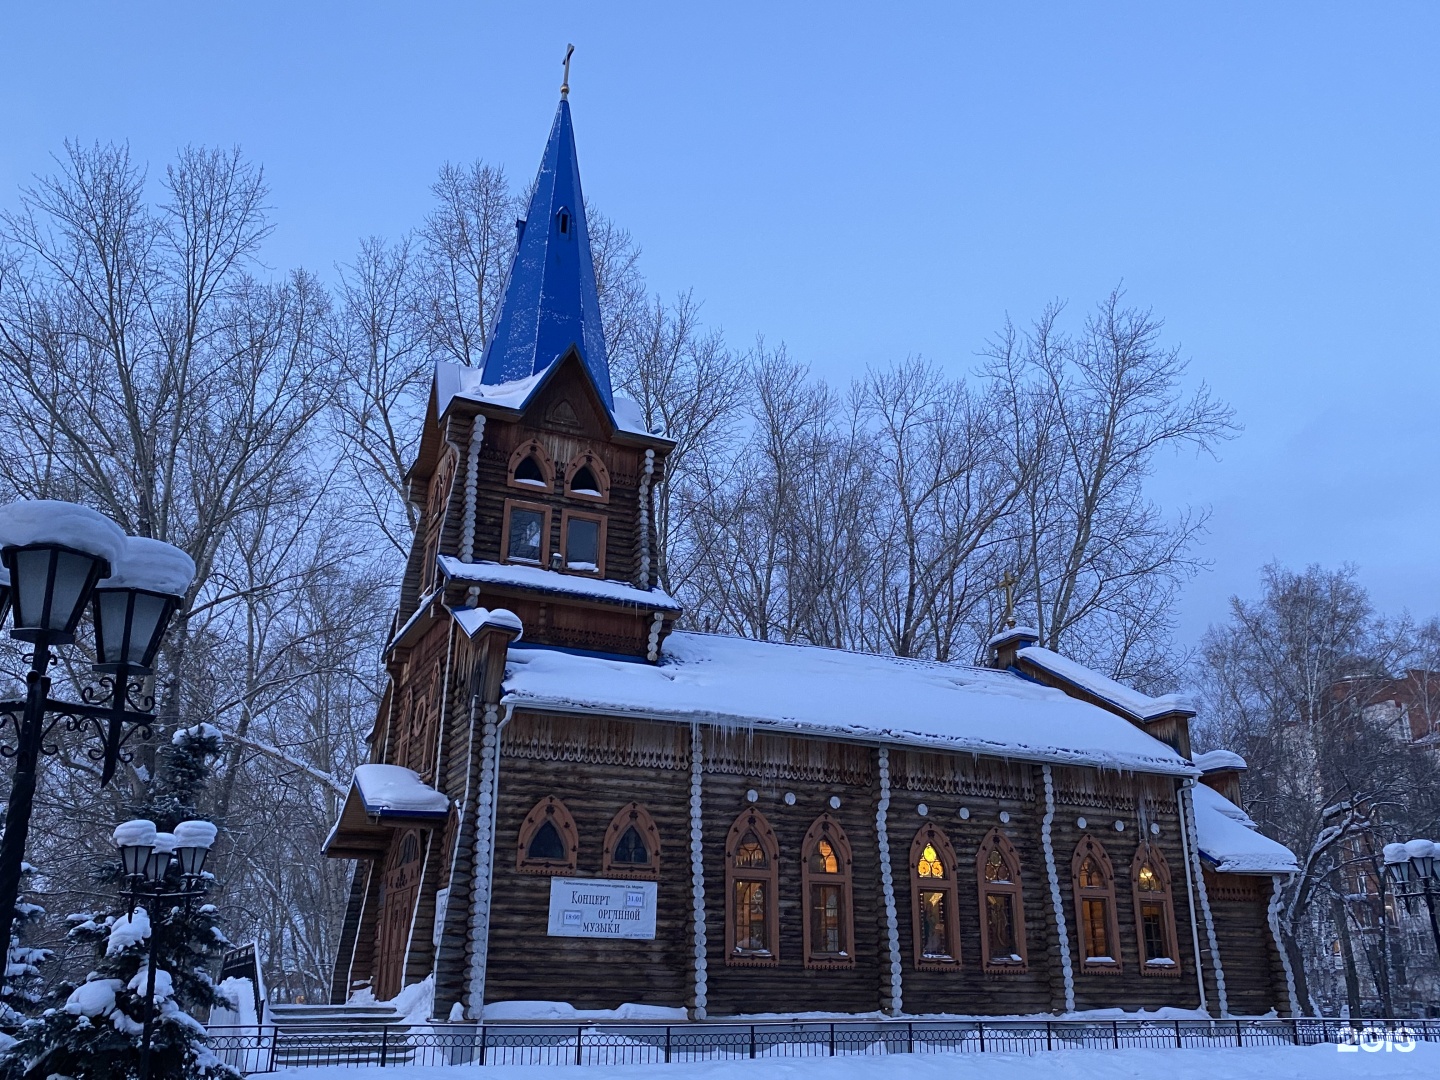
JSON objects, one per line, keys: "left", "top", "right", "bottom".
{"left": 434, "top": 360, "right": 662, "bottom": 439}
{"left": 439, "top": 556, "right": 682, "bottom": 612}
{"left": 986, "top": 626, "right": 1040, "bottom": 648}
{"left": 1193, "top": 749, "right": 1247, "bottom": 773}
{"left": 1191, "top": 782, "right": 1298, "bottom": 874}
{"left": 502, "top": 632, "right": 1196, "bottom": 775}
{"left": 450, "top": 604, "right": 523, "bottom": 640}
{"left": 352, "top": 764, "right": 450, "bottom": 818}
{"left": 1017, "top": 646, "right": 1194, "bottom": 721}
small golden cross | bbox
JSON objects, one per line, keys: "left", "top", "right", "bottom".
{"left": 561, "top": 44, "right": 575, "bottom": 99}
{"left": 999, "top": 571, "right": 1019, "bottom": 630}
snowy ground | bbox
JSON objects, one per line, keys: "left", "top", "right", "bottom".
{"left": 254, "top": 1042, "right": 1438, "bottom": 1080}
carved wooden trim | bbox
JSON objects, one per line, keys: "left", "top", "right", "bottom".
{"left": 704, "top": 730, "right": 872, "bottom": 785}
{"left": 500, "top": 498, "right": 552, "bottom": 567}
{"left": 724, "top": 807, "right": 780, "bottom": 967}
{"left": 1131, "top": 841, "right": 1182, "bottom": 977}
{"left": 564, "top": 447, "right": 611, "bottom": 504}
{"left": 908, "top": 823, "right": 962, "bottom": 971}
{"left": 1071, "top": 834, "right": 1122, "bottom": 974}
{"left": 892, "top": 751, "right": 1033, "bottom": 800}
{"left": 507, "top": 438, "right": 556, "bottom": 493}
{"left": 515, "top": 795, "right": 579, "bottom": 875}
{"left": 601, "top": 801, "right": 662, "bottom": 880}
{"left": 502, "top": 714, "right": 689, "bottom": 770}
{"left": 976, "top": 827, "right": 1029, "bottom": 974}
{"left": 800, "top": 813, "right": 855, "bottom": 969}
{"left": 559, "top": 507, "right": 608, "bottom": 577}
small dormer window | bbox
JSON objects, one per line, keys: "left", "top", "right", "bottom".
{"left": 570, "top": 465, "right": 599, "bottom": 495}
{"left": 514, "top": 455, "right": 546, "bottom": 486}
{"left": 557, "top": 207, "right": 571, "bottom": 237}
{"left": 564, "top": 451, "right": 609, "bottom": 503}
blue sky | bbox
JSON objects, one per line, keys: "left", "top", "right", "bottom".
{"left": 4, "top": 3, "right": 1438, "bottom": 647}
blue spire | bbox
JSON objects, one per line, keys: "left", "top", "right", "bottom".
{"left": 479, "top": 97, "right": 614, "bottom": 410}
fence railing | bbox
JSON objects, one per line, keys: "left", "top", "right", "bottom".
{"left": 206, "top": 1016, "right": 1439, "bottom": 1074}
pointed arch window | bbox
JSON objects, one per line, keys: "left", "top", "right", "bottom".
{"left": 976, "top": 828, "right": 1028, "bottom": 972}
{"left": 601, "top": 802, "right": 661, "bottom": 880}
{"left": 556, "top": 206, "right": 572, "bottom": 238}
{"left": 564, "top": 451, "right": 610, "bottom": 503}
{"left": 801, "top": 814, "right": 855, "bottom": 968}
{"left": 909, "top": 823, "right": 961, "bottom": 969}
{"left": 724, "top": 808, "right": 779, "bottom": 966}
{"left": 1131, "top": 842, "right": 1181, "bottom": 976}
{"left": 516, "top": 796, "right": 579, "bottom": 875}
{"left": 508, "top": 439, "right": 555, "bottom": 492}
{"left": 1071, "top": 835, "right": 1122, "bottom": 973}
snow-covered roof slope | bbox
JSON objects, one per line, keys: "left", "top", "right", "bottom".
{"left": 502, "top": 632, "right": 1197, "bottom": 775}
{"left": 450, "top": 604, "right": 523, "bottom": 640}
{"left": 1017, "top": 646, "right": 1193, "bottom": 721}
{"left": 1191, "top": 782, "right": 1298, "bottom": 874}
{"left": 433, "top": 359, "right": 661, "bottom": 439}
{"left": 439, "top": 556, "right": 682, "bottom": 612}
{"left": 352, "top": 764, "right": 450, "bottom": 818}
{"left": 1193, "top": 749, "right": 1247, "bottom": 773}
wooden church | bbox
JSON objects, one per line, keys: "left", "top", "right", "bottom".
{"left": 323, "top": 84, "right": 1300, "bottom": 1022}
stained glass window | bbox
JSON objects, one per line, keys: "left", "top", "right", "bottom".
{"left": 1137, "top": 863, "right": 1160, "bottom": 891}
{"left": 1079, "top": 857, "right": 1103, "bottom": 889}
{"left": 811, "top": 884, "right": 843, "bottom": 955}
{"left": 810, "top": 838, "right": 839, "bottom": 875}
{"left": 986, "top": 893, "right": 1018, "bottom": 959}
{"left": 917, "top": 842, "right": 945, "bottom": 879}
{"left": 985, "top": 848, "right": 1010, "bottom": 883}
{"left": 735, "top": 832, "right": 768, "bottom": 869}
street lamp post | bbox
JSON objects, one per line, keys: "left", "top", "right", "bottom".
{"left": 0, "top": 502, "right": 195, "bottom": 1003}
{"left": 114, "top": 817, "right": 217, "bottom": 1080}
{"left": 1383, "top": 839, "right": 1440, "bottom": 959}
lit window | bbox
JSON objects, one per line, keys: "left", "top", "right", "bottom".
{"left": 910, "top": 825, "right": 960, "bottom": 967}
{"left": 1131, "top": 845, "right": 1180, "bottom": 974}
{"left": 801, "top": 816, "right": 854, "bottom": 967}
{"left": 725, "top": 810, "right": 779, "bottom": 965}
{"left": 976, "top": 828, "right": 1027, "bottom": 971}
{"left": 507, "top": 508, "right": 545, "bottom": 563}
{"left": 1072, "top": 838, "right": 1121, "bottom": 970}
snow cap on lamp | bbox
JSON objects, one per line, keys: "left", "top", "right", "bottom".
{"left": 0, "top": 501, "right": 128, "bottom": 641}
{"left": 91, "top": 536, "right": 194, "bottom": 674}
{"left": 174, "top": 819, "right": 217, "bottom": 876}
{"left": 114, "top": 818, "right": 158, "bottom": 877}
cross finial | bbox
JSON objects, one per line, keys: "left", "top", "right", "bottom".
{"left": 561, "top": 43, "right": 575, "bottom": 99}
{"left": 999, "top": 571, "right": 1019, "bottom": 630}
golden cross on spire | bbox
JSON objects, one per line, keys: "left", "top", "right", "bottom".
{"left": 999, "top": 570, "right": 1019, "bottom": 630}
{"left": 561, "top": 43, "right": 575, "bottom": 99}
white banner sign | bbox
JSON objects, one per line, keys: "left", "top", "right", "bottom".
{"left": 547, "top": 877, "right": 657, "bottom": 940}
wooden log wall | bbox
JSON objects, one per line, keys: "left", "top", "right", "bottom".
{"left": 1203, "top": 869, "right": 1291, "bottom": 1016}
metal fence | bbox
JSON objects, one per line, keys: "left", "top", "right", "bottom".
{"left": 206, "top": 1017, "right": 1440, "bottom": 1073}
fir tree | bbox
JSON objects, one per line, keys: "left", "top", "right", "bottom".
{"left": 0, "top": 725, "right": 239, "bottom": 1079}
{"left": 0, "top": 859, "right": 50, "bottom": 1027}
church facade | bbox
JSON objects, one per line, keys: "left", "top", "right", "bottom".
{"left": 323, "top": 89, "right": 1299, "bottom": 1022}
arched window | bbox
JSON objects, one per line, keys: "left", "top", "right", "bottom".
{"left": 601, "top": 802, "right": 661, "bottom": 880}
{"left": 508, "top": 439, "right": 555, "bottom": 492}
{"left": 976, "top": 828, "right": 1027, "bottom": 972}
{"left": 564, "top": 451, "right": 610, "bottom": 503}
{"left": 724, "top": 808, "right": 779, "bottom": 966}
{"left": 556, "top": 206, "right": 572, "bottom": 237}
{"left": 801, "top": 814, "right": 855, "bottom": 968}
{"left": 909, "top": 823, "right": 961, "bottom": 969}
{"left": 1131, "top": 842, "right": 1181, "bottom": 976}
{"left": 516, "top": 796, "right": 578, "bottom": 875}
{"left": 1071, "top": 835, "right": 1121, "bottom": 973}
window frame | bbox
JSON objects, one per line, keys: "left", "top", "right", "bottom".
{"left": 800, "top": 813, "right": 856, "bottom": 969}
{"left": 1071, "top": 834, "right": 1122, "bottom": 974}
{"left": 501, "top": 499, "right": 552, "bottom": 567}
{"left": 564, "top": 450, "right": 611, "bottom": 504}
{"left": 909, "top": 823, "right": 962, "bottom": 971}
{"left": 601, "top": 801, "right": 662, "bottom": 880}
{"left": 1131, "top": 841, "right": 1182, "bottom": 977}
{"left": 515, "top": 795, "right": 579, "bottom": 875}
{"left": 559, "top": 508, "right": 607, "bottom": 577}
{"left": 724, "top": 808, "right": 780, "bottom": 967}
{"left": 507, "top": 439, "right": 556, "bottom": 493}
{"left": 975, "top": 827, "right": 1028, "bottom": 974}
